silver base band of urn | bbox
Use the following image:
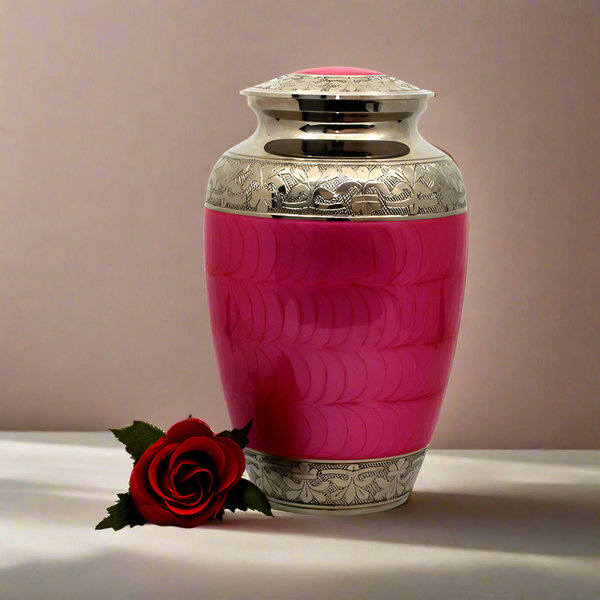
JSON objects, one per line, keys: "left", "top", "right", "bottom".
{"left": 244, "top": 446, "right": 428, "bottom": 515}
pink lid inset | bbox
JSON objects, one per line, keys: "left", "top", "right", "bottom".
{"left": 295, "top": 67, "right": 383, "bottom": 76}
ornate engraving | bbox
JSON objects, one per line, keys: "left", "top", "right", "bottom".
{"left": 244, "top": 73, "right": 427, "bottom": 96}
{"left": 206, "top": 155, "right": 467, "bottom": 219}
{"left": 244, "top": 448, "right": 427, "bottom": 511}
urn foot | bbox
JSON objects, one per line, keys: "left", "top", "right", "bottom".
{"left": 244, "top": 447, "right": 427, "bottom": 515}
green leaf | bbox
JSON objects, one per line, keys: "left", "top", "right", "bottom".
{"left": 217, "top": 419, "right": 252, "bottom": 450}
{"left": 95, "top": 493, "right": 148, "bottom": 531}
{"left": 110, "top": 421, "right": 165, "bottom": 462}
{"left": 224, "top": 478, "right": 273, "bottom": 517}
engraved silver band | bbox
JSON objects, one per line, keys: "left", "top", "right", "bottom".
{"left": 205, "top": 202, "right": 467, "bottom": 221}
{"left": 267, "top": 493, "right": 411, "bottom": 516}
{"left": 244, "top": 447, "right": 427, "bottom": 514}
{"left": 206, "top": 154, "right": 467, "bottom": 221}
{"left": 242, "top": 73, "right": 434, "bottom": 100}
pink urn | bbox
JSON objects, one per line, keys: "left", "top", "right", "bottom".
{"left": 204, "top": 67, "right": 468, "bottom": 514}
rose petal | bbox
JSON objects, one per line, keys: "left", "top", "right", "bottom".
{"left": 129, "top": 438, "right": 167, "bottom": 504}
{"left": 164, "top": 493, "right": 213, "bottom": 515}
{"left": 130, "top": 468, "right": 180, "bottom": 525}
{"left": 164, "top": 419, "right": 214, "bottom": 444}
{"left": 207, "top": 491, "right": 228, "bottom": 520}
{"left": 214, "top": 437, "right": 246, "bottom": 491}
{"left": 163, "top": 492, "right": 209, "bottom": 511}
{"left": 163, "top": 467, "right": 201, "bottom": 503}
{"left": 167, "top": 458, "right": 206, "bottom": 500}
{"left": 183, "top": 491, "right": 228, "bottom": 526}
{"left": 168, "top": 458, "right": 195, "bottom": 497}
{"left": 130, "top": 494, "right": 181, "bottom": 527}
{"left": 165, "top": 496, "right": 224, "bottom": 526}
{"left": 168, "top": 436, "right": 226, "bottom": 476}
{"left": 213, "top": 438, "right": 245, "bottom": 493}
{"left": 175, "top": 464, "right": 212, "bottom": 485}
{"left": 159, "top": 466, "right": 178, "bottom": 497}
{"left": 147, "top": 443, "right": 179, "bottom": 501}
{"left": 170, "top": 469, "right": 213, "bottom": 504}
{"left": 172, "top": 457, "right": 209, "bottom": 482}
{"left": 195, "top": 470, "right": 213, "bottom": 495}
{"left": 131, "top": 479, "right": 221, "bottom": 528}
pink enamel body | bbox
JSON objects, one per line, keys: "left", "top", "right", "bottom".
{"left": 204, "top": 209, "right": 468, "bottom": 460}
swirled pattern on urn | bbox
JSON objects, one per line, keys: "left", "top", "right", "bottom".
{"left": 245, "top": 448, "right": 427, "bottom": 512}
{"left": 206, "top": 155, "right": 466, "bottom": 219}
{"left": 204, "top": 209, "right": 468, "bottom": 460}
{"left": 244, "top": 73, "right": 425, "bottom": 95}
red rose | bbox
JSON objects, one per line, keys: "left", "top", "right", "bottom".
{"left": 129, "top": 418, "right": 246, "bottom": 528}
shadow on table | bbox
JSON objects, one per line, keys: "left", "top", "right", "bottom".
{"left": 2, "top": 543, "right": 599, "bottom": 600}
{"left": 3, "top": 479, "right": 600, "bottom": 599}
{"left": 3, "top": 477, "right": 599, "bottom": 559}
{"left": 433, "top": 449, "right": 600, "bottom": 466}
{"left": 220, "top": 489, "right": 600, "bottom": 559}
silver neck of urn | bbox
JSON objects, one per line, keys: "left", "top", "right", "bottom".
{"left": 228, "top": 96, "right": 446, "bottom": 162}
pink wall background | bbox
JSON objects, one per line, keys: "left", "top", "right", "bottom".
{"left": 1, "top": 1, "right": 599, "bottom": 447}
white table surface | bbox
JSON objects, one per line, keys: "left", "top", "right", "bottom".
{"left": 1, "top": 433, "right": 599, "bottom": 600}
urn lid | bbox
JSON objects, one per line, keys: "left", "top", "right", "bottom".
{"left": 241, "top": 66, "right": 434, "bottom": 101}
